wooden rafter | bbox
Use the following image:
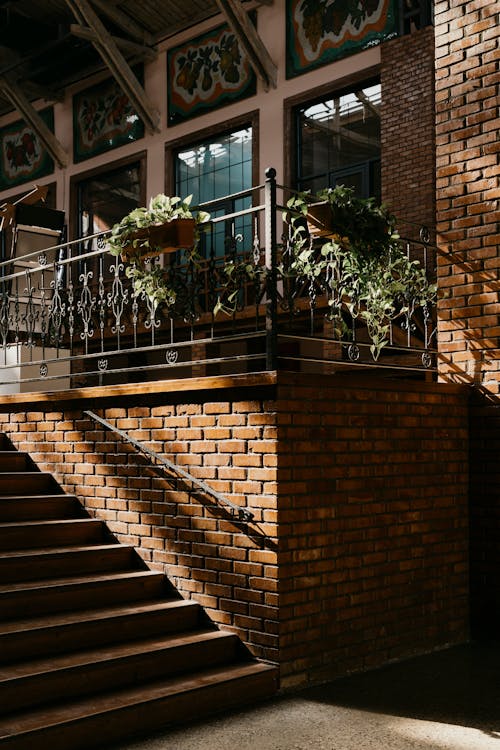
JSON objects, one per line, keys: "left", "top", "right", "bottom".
{"left": 64, "top": 0, "right": 160, "bottom": 134}
{"left": 215, "top": 0, "right": 277, "bottom": 90}
{"left": 355, "top": 90, "right": 380, "bottom": 118}
{"left": 303, "top": 115, "right": 380, "bottom": 150}
{"left": 69, "top": 24, "right": 157, "bottom": 62}
{"left": 0, "top": 76, "right": 69, "bottom": 168}
{"left": 90, "top": 0, "right": 156, "bottom": 46}
{"left": 21, "top": 80, "right": 64, "bottom": 104}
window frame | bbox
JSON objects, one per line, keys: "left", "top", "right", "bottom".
{"left": 283, "top": 67, "right": 380, "bottom": 194}
{"left": 69, "top": 151, "right": 147, "bottom": 241}
{"left": 164, "top": 111, "right": 260, "bottom": 201}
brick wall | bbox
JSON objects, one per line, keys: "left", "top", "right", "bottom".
{"left": 381, "top": 26, "right": 436, "bottom": 236}
{"left": 0, "top": 373, "right": 469, "bottom": 688}
{"left": 435, "top": 0, "right": 500, "bottom": 391}
{"left": 276, "top": 374, "right": 469, "bottom": 688}
{"left": 434, "top": 0, "right": 500, "bottom": 638}
{"left": 469, "top": 400, "right": 500, "bottom": 637}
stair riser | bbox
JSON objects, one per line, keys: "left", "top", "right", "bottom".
{"left": 0, "top": 475, "right": 60, "bottom": 496}
{"left": 0, "top": 520, "right": 105, "bottom": 551}
{"left": 0, "top": 635, "right": 240, "bottom": 714}
{"left": 0, "top": 575, "right": 166, "bottom": 619}
{"left": 0, "top": 547, "right": 136, "bottom": 583}
{"left": 0, "top": 668, "right": 278, "bottom": 750}
{"left": 0, "top": 454, "right": 32, "bottom": 472}
{"left": 0, "top": 603, "right": 201, "bottom": 664}
{"left": 0, "top": 436, "right": 13, "bottom": 451}
{"left": 0, "top": 497, "right": 83, "bottom": 522}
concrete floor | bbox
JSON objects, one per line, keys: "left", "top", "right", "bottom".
{"left": 110, "top": 642, "right": 500, "bottom": 750}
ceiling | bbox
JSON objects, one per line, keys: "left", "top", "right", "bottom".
{"left": 0, "top": 0, "right": 257, "bottom": 118}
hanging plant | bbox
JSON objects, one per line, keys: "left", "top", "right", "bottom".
{"left": 214, "top": 258, "right": 266, "bottom": 316}
{"left": 107, "top": 194, "right": 210, "bottom": 261}
{"left": 282, "top": 186, "right": 437, "bottom": 359}
{"left": 107, "top": 194, "right": 210, "bottom": 312}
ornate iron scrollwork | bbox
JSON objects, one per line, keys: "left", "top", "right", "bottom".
{"left": 166, "top": 349, "right": 179, "bottom": 365}
{"left": 347, "top": 344, "right": 360, "bottom": 362}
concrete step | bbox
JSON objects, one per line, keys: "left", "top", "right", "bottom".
{"left": 0, "top": 495, "right": 85, "bottom": 522}
{"left": 0, "top": 544, "right": 138, "bottom": 583}
{"left": 0, "top": 629, "right": 241, "bottom": 714}
{"left": 0, "top": 473, "right": 62, "bottom": 496}
{"left": 0, "top": 452, "right": 34, "bottom": 472}
{"left": 0, "top": 518, "right": 106, "bottom": 551}
{"left": 0, "top": 599, "right": 202, "bottom": 664}
{"left": 0, "top": 662, "right": 278, "bottom": 750}
{"left": 0, "top": 570, "right": 169, "bottom": 620}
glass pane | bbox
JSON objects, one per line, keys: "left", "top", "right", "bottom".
{"left": 78, "top": 162, "right": 142, "bottom": 237}
{"left": 297, "top": 83, "right": 381, "bottom": 200}
{"left": 175, "top": 127, "right": 253, "bottom": 256}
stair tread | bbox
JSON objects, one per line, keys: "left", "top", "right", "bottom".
{"left": 0, "top": 494, "right": 79, "bottom": 502}
{"left": 0, "top": 662, "right": 277, "bottom": 737}
{"left": 0, "top": 543, "right": 128, "bottom": 560}
{"left": 0, "top": 629, "right": 233, "bottom": 681}
{"left": 0, "top": 598, "right": 193, "bottom": 636}
{"left": 0, "top": 569, "right": 161, "bottom": 595}
{"left": 0, "top": 518, "right": 100, "bottom": 530}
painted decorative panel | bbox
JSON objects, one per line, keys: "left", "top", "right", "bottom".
{"left": 167, "top": 23, "right": 257, "bottom": 124}
{"left": 286, "top": 0, "right": 397, "bottom": 78}
{"left": 73, "top": 74, "right": 144, "bottom": 163}
{"left": 0, "top": 108, "right": 54, "bottom": 190}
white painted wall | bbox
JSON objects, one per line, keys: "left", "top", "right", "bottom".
{"left": 0, "top": 0, "right": 380, "bottom": 218}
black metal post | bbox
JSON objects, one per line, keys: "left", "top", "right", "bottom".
{"left": 264, "top": 167, "right": 277, "bottom": 371}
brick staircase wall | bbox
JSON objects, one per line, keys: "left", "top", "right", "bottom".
{"left": 381, "top": 25, "right": 436, "bottom": 236}
{"left": 434, "top": 0, "right": 500, "bottom": 639}
{"left": 0, "top": 372, "right": 469, "bottom": 688}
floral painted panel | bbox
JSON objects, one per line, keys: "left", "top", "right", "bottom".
{"left": 167, "top": 23, "right": 257, "bottom": 124}
{"left": 0, "top": 108, "right": 54, "bottom": 190}
{"left": 73, "top": 74, "right": 145, "bottom": 163}
{"left": 286, "top": 0, "right": 397, "bottom": 78}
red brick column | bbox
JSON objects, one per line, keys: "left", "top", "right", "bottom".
{"left": 435, "top": 0, "right": 499, "bottom": 390}
{"left": 381, "top": 26, "right": 436, "bottom": 236}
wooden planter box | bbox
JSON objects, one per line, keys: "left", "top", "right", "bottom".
{"left": 306, "top": 202, "right": 334, "bottom": 239}
{"left": 120, "top": 218, "right": 196, "bottom": 261}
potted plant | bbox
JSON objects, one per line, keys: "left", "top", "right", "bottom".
{"left": 283, "top": 186, "right": 437, "bottom": 359}
{"left": 107, "top": 194, "right": 210, "bottom": 261}
{"left": 107, "top": 194, "right": 210, "bottom": 314}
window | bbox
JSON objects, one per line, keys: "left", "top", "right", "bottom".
{"left": 296, "top": 82, "right": 381, "bottom": 200}
{"left": 74, "top": 158, "right": 144, "bottom": 244}
{"left": 174, "top": 127, "right": 253, "bottom": 256}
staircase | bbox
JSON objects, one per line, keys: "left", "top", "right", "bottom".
{"left": 0, "top": 434, "right": 278, "bottom": 749}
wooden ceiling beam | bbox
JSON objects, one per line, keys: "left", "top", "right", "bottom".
{"left": 64, "top": 0, "right": 160, "bottom": 134}
{"left": 355, "top": 90, "right": 380, "bottom": 118}
{"left": 215, "top": 0, "right": 277, "bottom": 90}
{"left": 69, "top": 24, "right": 157, "bottom": 62}
{"left": 90, "top": 0, "right": 156, "bottom": 46}
{"left": 0, "top": 75, "right": 69, "bottom": 168}
{"left": 21, "top": 80, "right": 64, "bottom": 103}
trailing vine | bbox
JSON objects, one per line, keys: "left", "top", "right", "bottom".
{"left": 282, "top": 186, "right": 437, "bottom": 359}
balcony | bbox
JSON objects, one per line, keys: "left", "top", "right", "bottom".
{"left": 0, "top": 170, "right": 437, "bottom": 395}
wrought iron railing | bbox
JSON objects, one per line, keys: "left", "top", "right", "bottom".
{"left": 0, "top": 169, "right": 437, "bottom": 394}
{"left": 84, "top": 410, "right": 254, "bottom": 522}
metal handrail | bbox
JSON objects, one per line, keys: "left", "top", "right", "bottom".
{"left": 84, "top": 409, "right": 254, "bottom": 523}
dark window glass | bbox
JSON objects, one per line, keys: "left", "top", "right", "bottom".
{"left": 175, "top": 128, "right": 252, "bottom": 257}
{"left": 77, "top": 162, "right": 142, "bottom": 241}
{"left": 297, "top": 83, "right": 381, "bottom": 200}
